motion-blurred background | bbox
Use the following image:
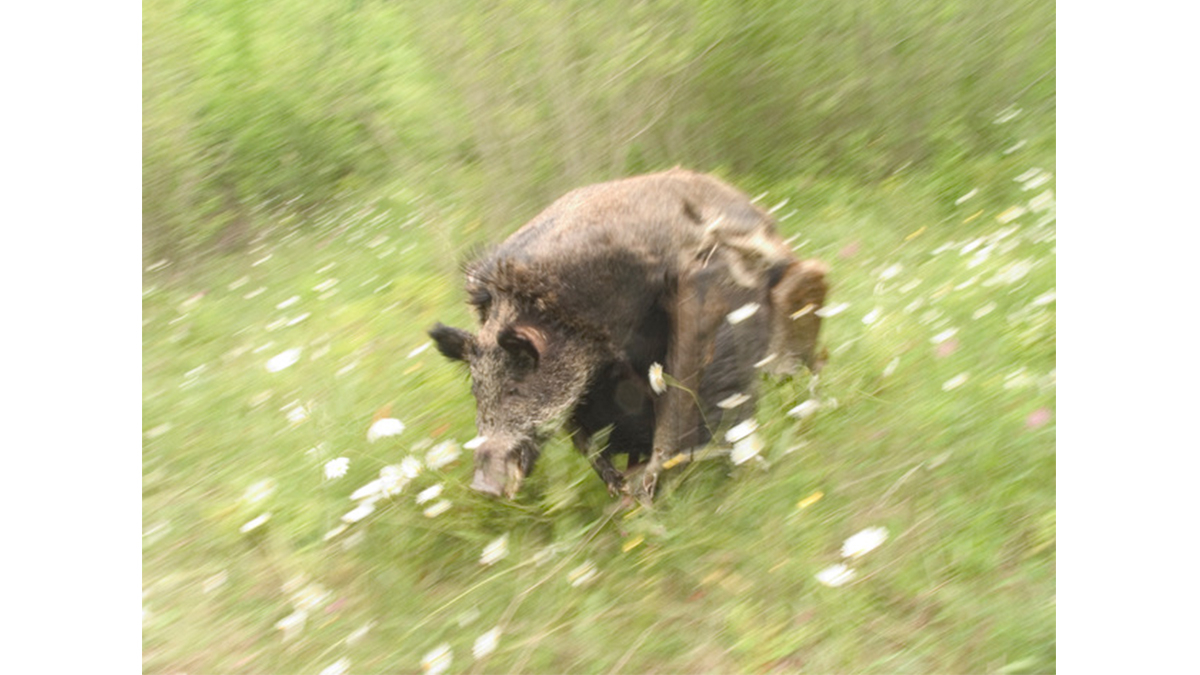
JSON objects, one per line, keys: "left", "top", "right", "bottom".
{"left": 143, "top": 2, "right": 1055, "bottom": 673}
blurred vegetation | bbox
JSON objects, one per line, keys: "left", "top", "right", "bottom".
{"left": 143, "top": 2, "right": 1055, "bottom": 673}
{"left": 143, "top": 0, "right": 1053, "bottom": 260}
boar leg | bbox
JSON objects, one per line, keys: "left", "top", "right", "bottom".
{"left": 765, "top": 259, "right": 830, "bottom": 376}
{"left": 633, "top": 265, "right": 727, "bottom": 502}
{"left": 569, "top": 427, "right": 626, "bottom": 496}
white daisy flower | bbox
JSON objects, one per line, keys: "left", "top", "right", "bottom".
{"left": 753, "top": 353, "right": 777, "bottom": 368}
{"left": 324, "top": 457, "right": 350, "bottom": 480}
{"left": 815, "top": 302, "right": 849, "bottom": 318}
{"left": 480, "top": 534, "right": 509, "bottom": 566}
{"left": 367, "top": 417, "right": 405, "bottom": 442}
{"left": 815, "top": 563, "right": 855, "bottom": 587}
{"left": 787, "top": 400, "right": 821, "bottom": 420}
{"left": 568, "top": 560, "right": 598, "bottom": 587}
{"left": 473, "top": 627, "right": 501, "bottom": 660}
{"left": 930, "top": 328, "right": 959, "bottom": 344}
{"left": 841, "top": 527, "right": 889, "bottom": 558}
{"left": 730, "top": 433, "right": 764, "bottom": 465}
{"left": 726, "top": 302, "right": 760, "bottom": 324}
{"left": 724, "top": 419, "right": 758, "bottom": 444}
{"left": 942, "top": 373, "right": 969, "bottom": 391}
{"left": 425, "top": 441, "right": 461, "bottom": 470}
{"left": 266, "top": 348, "right": 302, "bottom": 372}
{"left": 416, "top": 484, "right": 443, "bottom": 505}
{"left": 318, "top": 658, "right": 350, "bottom": 675}
{"left": 423, "top": 500, "right": 451, "bottom": 518}
{"left": 648, "top": 363, "right": 666, "bottom": 394}
{"left": 422, "top": 644, "right": 452, "bottom": 675}
{"left": 240, "top": 513, "right": 271, "bottom": 533}
{"left": 341, "top": 502, "right": 376, "bottom": 524}
{"left": 973, "top": 302, "right": 997, "bottom": 319}
{"left": 274, "top": 609, "right": 307, "bottom": 642}
{"left": 716, "top": 393, "right": 751, "bottom": 409}
{"left": 464, "top": 436, "right": 488, "bottom": 450}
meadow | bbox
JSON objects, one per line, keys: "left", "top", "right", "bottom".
{"left": 142, "top": 134, "right": 1055, "bottom": 672}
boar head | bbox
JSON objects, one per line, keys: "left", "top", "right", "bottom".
{"left": 429, "top": 310, "right": 601, "bottom": 498}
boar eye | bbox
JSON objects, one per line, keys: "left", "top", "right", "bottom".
{"left": 498, "top": 327, "right": 538, "bottom": 370}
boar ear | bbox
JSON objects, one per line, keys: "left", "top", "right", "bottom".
{"left": 429, "top": 323, "right": 474, "bottom": 362}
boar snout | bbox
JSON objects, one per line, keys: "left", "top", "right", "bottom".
{"left": 470, "top": 436, "right": 534, "bottom": 499}
{"left": 470, "top": 469, "right": 506, "bottom": 497}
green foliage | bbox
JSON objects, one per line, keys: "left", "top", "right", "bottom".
{"left": 143, "top": 157, "right": 1055, "bottom": 673}
{"left": 143, "top": 0, "right": 1054, "bottom": 258}
{"left": 143, "top": 2, "right": 1054, "bottom": 671}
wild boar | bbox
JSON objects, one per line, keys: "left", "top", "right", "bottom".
{"left": 429, "top": 168, "right": 828, "bottom": 500}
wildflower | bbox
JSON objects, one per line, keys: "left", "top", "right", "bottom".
{"left": 275, "top": 610, "right": 307, "bottom": 642}
{"left": 568, "top": 560, "right": 598, "bottom": 587}
{"left": 1032, "top": 290, "right": 1056, "bottom": 306}
{"left": 341, "top": 502, "right": 376, "bottom": 524}
{"left": 996, "top": 206, "right": 1027, "bottom": 224}
{"left": 730, "top": 433, "right": 764, "bottom": 465}
{"left": 716, "top": 393, "right": 751, "bottom": 409}
{"left": 815, "top": 302, "right": 849, "bottom": 318}
{"left": 862, "top": 308, "right": 880, "bottom": 325}
{"left": 350, "top": 479, "right": 384, "bottom": 502}
{"left": 955, "top": 189, "right": 978, "bottom": 205}
{"left": 407, "top": 342, "right": 432, "bottom": 359}
{"left": 796, "top": 491, "right": 824, "bottom": 509}
{"left": 815, "top": 564, "right": 855, "bottom": 587}
{"left": 942, "top": 373, "right": 969, "bottom": 391}
{"left": 276, "top": 295, "right": 300, "bottom": 309}
{"left": 473, "top": 628, "right": 501, "bottom": 660}
{"left": 398, "top": 456, "right": 423, "bottom": 479}
{"left": 422, "top": 644, "right": 452, "bottom": 675}
{"left": 283, "top": 401, "right": 309, "bottom": 424}
{"left": 788, "top": 400, "right": 821, "bottom": 420}
{"left": 973, "top": 302, "right": 997, "bottom": 319}
{"left": 724, "top": 419, "right": 758, "bottom": 444}
{"left": 1026, "top": 407, "right": 1053, "bottom": 429}
{"left": 464, "top": 436, "right": 487, "bottom": 450}
{"left": 726, "top": 302, "right": 760, "bottom": 324}
{"left": 416, "top": 484, "right": 443, "bottom": 505}
{"left": 345, "top": 621, "right": 374, "bottom": 646}
{"left": 790, "top": 303, "right": 816, "bottom": 320}
{"left": 480, "top": 534, "right": 509, "bottom": 566}
{"left": 367, "top": 418, "right": 405, "bottom": 442}
{"left": 319, "top": 658, "right": 350, "bottom": 675}
{"left": 324, "top": 457, "right": 350, "bottom": 480}
{"left": 240, "top": 513, "right": 271, "bottom": 533}
{"left": 934, "top": 339, "right": 959, "bottom": 358}
{"left": 878, "top": 263, "right": 903, "bottom": 280}
{"left": 292, "top": 583, "right": 330, "bottom": 612}
{"left": 881, "top": 357, "right": 900, "bottom": 377}
{"left": 753, "top": 353, "right": 777, "bottom": 368}
{"left": 266, "top": 348, "right": 301, "bottom": 372}
{"left": 930, "top": 328, "right": 959, "bottom": 344}
{"left": 841, "top": 527, "right": 889, "bottom": 558}
{"left": 425, "top": 441, "right": 461, "bottom": 470}
{"left": 423, "top": 500, "right": 451, "bottom": 518}
{"left": 243, "top": 479, "right": 276, "bottom": 504}
{"left": 648, "top": 363, "right": 666, "bottom": 394}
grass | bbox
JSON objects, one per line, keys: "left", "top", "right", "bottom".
{"left": 142, "top": 153, "right": 1055, "bottom": 673}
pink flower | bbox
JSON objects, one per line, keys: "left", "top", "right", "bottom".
{"left": 1026, "top": 407, "right": 1053, "bottom": 429}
